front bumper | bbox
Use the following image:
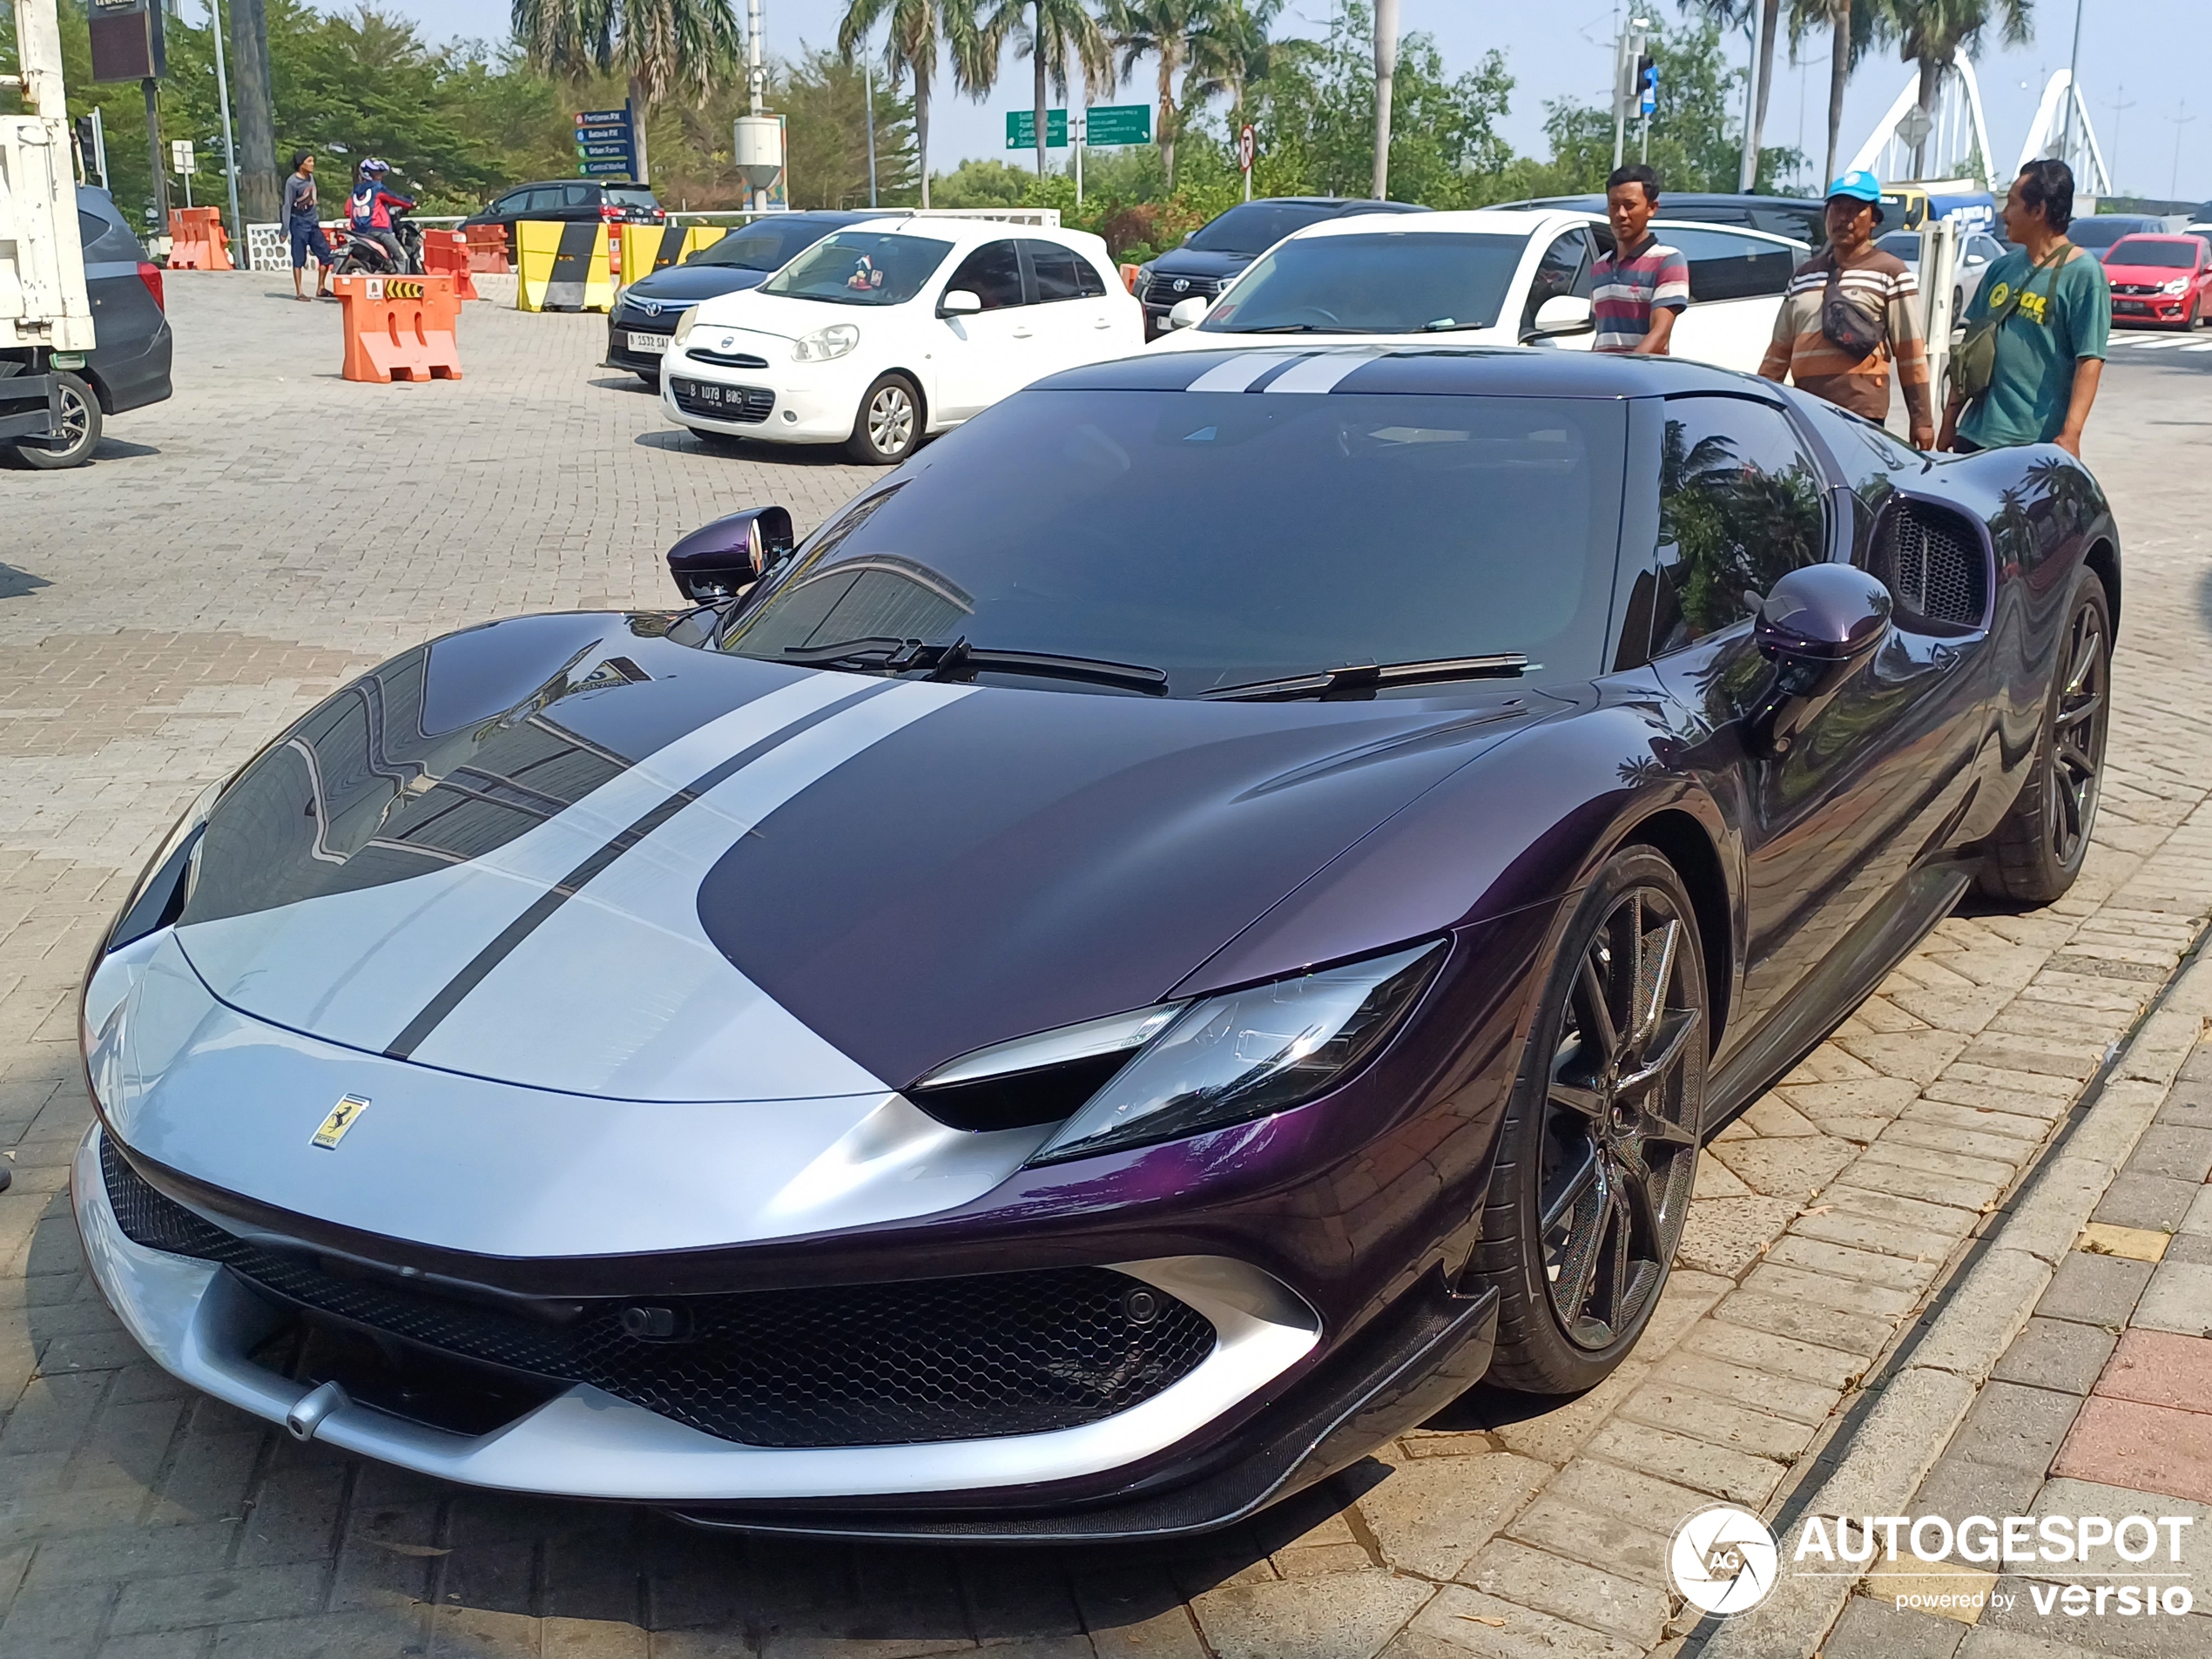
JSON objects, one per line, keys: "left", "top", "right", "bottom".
{"left": 2111, "top": 297, "right": 2190, "bottom": 323}
{"left": 606, "top": 314, "right": 674, "bottom": 374}
{"left": 72, "top": 1123, "right": 1325, "bottom": 1512}
{"left": 658, "top": 341, "right": 868, "bottom": 444}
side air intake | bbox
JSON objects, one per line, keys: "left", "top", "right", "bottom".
{"left": 1873, "top": 500, "right": 1989, "bottom": 630}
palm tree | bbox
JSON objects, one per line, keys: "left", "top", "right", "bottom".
{"left": 838, "top": 0, "right": 989, "bottom": 207}
{"left": 1871, "top": 0, "right": 2033, "bottom": 177}
{"left": 1788, "top": 0, "right": 1887, "bottom": 185}
{"left": 1109, "top": 0, "right": 1208, "bottom": 192}
{"left": 981, "top": 0, "right": 1114, "bottom": 175}
{"left": 1180, "top": 0, "right": 1282, "bottom": 138}
{"left": 512, "top": 0, "right": 745, "bottom": 191}
{"left": 1683, "top": 0, "right": 1781, "bottom": 189}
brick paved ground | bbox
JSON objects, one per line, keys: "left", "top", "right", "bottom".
{"left": 2, "top": 275, "right": 2209, "bottom": 1657}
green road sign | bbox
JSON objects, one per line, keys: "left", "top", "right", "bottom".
{"left": 1085, "top": 104, "right": 1152, "bottom": 146}
{"left": 1005, "top": 108, "right": 1070, "bottom": 149}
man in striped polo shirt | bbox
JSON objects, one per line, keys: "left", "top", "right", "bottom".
{"left": 1758, "top": 172, "right": 1933, "bottom": 448}
{"left": 1590, "top": 165, "right": 1690, "bottom": 354}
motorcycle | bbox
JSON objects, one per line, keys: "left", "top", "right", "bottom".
{"left": 334, "top": 207, "right": 423, "bottom": 277}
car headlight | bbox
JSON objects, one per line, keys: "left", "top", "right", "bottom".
{"left": 2161, "top": 277, "right": 2190, "bottom": 295}
{"left": 792, "top": 323, "right": 860, "bottom": 363}
{"left": 671, "top": 306, "right": 701, "bottom": 347}
{"left": 107, "top": 776, "right": 227, "bottom": 952}
{"left": 910, "top": 941, "right": 1447, "bottom": 1163}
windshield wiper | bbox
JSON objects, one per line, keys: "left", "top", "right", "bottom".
{"left": 1226, "top": 322, "right": 1332, "bottom": 334}
{"left": 784, "top": 637, "right": 1169, "bottom": 696}
{"left": 1199, "top": 654, "right": 1531, "bottom": 702}
{"left": 1420, "top": 320, "right": 1492, "bottom": 332}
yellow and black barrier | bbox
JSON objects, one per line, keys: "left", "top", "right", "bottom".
{"left": 516, "top": 219, "right": 614, "bottom": 314}
{"left": 616, "top": 223, "right": 731, "bottom": 288}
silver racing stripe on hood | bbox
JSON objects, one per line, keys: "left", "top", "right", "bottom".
{"left": 399, "top": 679, "right": 978, "bottom": 1102}
{"left": 174, "top": 672, "right": 878, "bottom": 1062}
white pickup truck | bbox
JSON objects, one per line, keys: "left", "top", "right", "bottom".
{"left": 2, "top": 0, "right": 98, "bottom": 463}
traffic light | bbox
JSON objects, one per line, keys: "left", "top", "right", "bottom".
{"left": 1637, "top": 54, "right": 1658, "bottom": 118}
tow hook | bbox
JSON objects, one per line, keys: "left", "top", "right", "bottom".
{"left": 285, "top": 1379, "right": 349, "bottom": 1442}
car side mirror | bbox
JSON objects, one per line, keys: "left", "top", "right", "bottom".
{"left": 1748, "top": 564, "right": 1892, "bottom": 752}
{"left": 1531, "top": 294, "right": 1594, "bottom": 336}
{"left": 665, "top": 506, "right": 794, "bottom": 604}
{"left": 940, "top": 289, "right": 981, "bottom": 316}
{"left": 1167, "top": 295, "right": 1210, "bottom": 329}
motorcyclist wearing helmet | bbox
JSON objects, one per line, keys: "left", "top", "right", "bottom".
{"left": 347, "top": 158, "right": 415, "bottom": 271}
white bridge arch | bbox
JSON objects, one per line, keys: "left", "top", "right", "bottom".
{"left": 1847, "top": 64, "right": 2110, "bottom": 196}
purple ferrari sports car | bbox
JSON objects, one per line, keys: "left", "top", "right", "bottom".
{"left": 76, "top": 346, "right": 2116, "bottom": 1541}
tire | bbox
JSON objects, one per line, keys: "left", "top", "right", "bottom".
{"left": 11, "top": 371, "right": 101, "bottom": 470}
{"left": 1977, "top": 568, "right": 2111, "bottom": 905}
{"left": 1471, "top": 846, "right": 1707, "bottom": 1395}
{"left": 847, "top": 373, "right": 921, "bottom": 465}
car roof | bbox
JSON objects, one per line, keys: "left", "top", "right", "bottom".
{"left": 1040, "top": 343, "right": 1764, "bottom": 401}
{"left": 2107, "top": 233, "right": 2199, "bottom": 244}
{"left": 1278, "top": 208, "right": 1807, "bottom": 251}
{"left": 837, "top": 214, "right": 1105, "bottom": 250}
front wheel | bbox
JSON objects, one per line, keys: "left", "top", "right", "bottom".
{"left": 1978, "top": 567, "right": 2110, "bottom": 904}
{"left": 847, "top": 374, "right": 921, "bottom": 465}
{"left": 1471, "top": 846, "right": 1707, "bottom": 1395}
{"left": 11, "top": 371, "right": 101, "bottom": 470}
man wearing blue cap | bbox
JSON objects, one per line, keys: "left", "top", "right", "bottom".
{"left": 1759, "top": 172, "right": 1932, "bottom": 448}
{"left": 1940, "top": 158, "right": 2107, "bottom": 458}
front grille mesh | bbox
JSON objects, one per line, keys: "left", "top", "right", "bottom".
{"left": 99, "top": 1135, "right": 1215, "bottom": 1447}
{"left": 1878, "top": 501, "right": 1987, "bottom": 627}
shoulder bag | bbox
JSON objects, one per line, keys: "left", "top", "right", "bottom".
{"left": 1818, "top": 250, "right": 1886, "bottom": 361}
{"left": 1952, "top": 245, "right": 2067, "bottom": 404}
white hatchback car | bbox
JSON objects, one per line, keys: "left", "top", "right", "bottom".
{"left": 1146, "top": 209, "right": 1807, "bottom": 375}
{"left": 662, "top": 218, "right": 1143, "bottom": 463}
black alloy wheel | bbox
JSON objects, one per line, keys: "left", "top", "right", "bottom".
{"left": 1979, "top": 567, "right": 2110, "bottom": 904}
{"left": 11, "top": 371, "right": 101, "bottom": 470}
{"left": 1474, "top": 846, "right": 1707, "bottom": 1394}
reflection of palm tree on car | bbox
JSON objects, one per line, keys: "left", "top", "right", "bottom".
{"left": 1657, "top": 419, "right": 1826, "bottom": 644}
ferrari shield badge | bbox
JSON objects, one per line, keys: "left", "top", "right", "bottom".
{"left": 310, "top": 1094, "right": 370, "bottom": 1150}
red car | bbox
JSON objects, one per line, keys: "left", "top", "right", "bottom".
{"left": 2102, "top": 233, "right": 2212, "bottom": 328}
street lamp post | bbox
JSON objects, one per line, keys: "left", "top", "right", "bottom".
{"left": 207, "top": 0, "right": 242, "bottom": 253}
{"left": 2060, "top": 0, "right": 2086, "bottom": 168}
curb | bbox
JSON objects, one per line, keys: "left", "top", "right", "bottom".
{"left": 1691, "top": 927, "right": 2212, "bottom": 1658}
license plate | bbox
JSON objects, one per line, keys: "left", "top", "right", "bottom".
{"left": 629, "top": 331, "right": 669, "bottom": 354}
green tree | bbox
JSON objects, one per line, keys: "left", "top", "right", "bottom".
{"left": 779, "top": 46, "right": 918, "bottom": 206}
{"left": 1107, "top": 0, "right": 1208, "bottom": 192}
{"left": 1869, "top": 0, "right": 2031, "bottom": 177}
{"left": 837, "top": 0, "right": 991, "bottom": 209}
{"left": 981, "top": 0, "right": 1111, "bottom": 176}
{"left": 1182, "top": 0, "right": 1281, "bottom": 137}
{"left": 1788, "top": 0, "right": 1886, "bottom": 187}
{"left": 511, "top": 0, "right": 744, "bottom": 187}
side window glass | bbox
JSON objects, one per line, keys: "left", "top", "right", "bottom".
{"left": 1652, "top": 397, "right": 1829, "bottom": 655}
{"left": 521, "top": 188, "right": 562, "bottom": 214}
{"left": 946, "top": 240, "right": 1023, "bottom": 310}
{"left": 78, "top": 211, "right": 112, "bottom": 252}
{"left": 1521, "top": 231, "right": 1590, "bottom": 335}
{"left": 1665, "top": 226, "right": 1796, "bottom": 301}
{"left": 1025, "top": 239, "right": 1082, "bottom": 302}
{"left": 489, "top": 193, "right": 522, "bottom": 216}
{"left": 563, "top": 185, "right": 599, "bottom": 210}
{"left": 1791, "top": 395, "right": 1919, "bottom": 524}
{"left": 1075, "top": 253, "right": 1109, "bottom": 298}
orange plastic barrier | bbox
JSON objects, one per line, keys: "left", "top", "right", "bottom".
{"left": 463, "top": 224, "right": 509, "bottom": 273}
{"left": 166, "top": 207, "right": 235, "bottom": 271}
{"left": 334, "top": 274, "right": 462, "bottom": 382}
{"left": 1119, "top": 262, "right": 1142, "bottom": 293}
{"left": 418, "top": 229, "right": 482, "bottom": 300}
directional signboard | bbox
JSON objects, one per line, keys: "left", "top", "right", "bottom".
{"left": 576, "top": 105, "right": 637, "bottom": 179}
{"left": 1086, "top": 104, "right": 1152, "bottom": 146}
{"left": 1005, "top": 108, "right": 1070, "bottom": 149}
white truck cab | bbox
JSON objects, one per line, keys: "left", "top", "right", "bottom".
{"left": 2, "top": 0, "right": 98, "bottom": 460}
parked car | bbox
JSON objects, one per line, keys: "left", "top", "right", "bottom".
{"left": 1492, "top": 191, "right": 1829, "bottom": 248}
{"left": 78, "top": 345, "right": 2119, "bottom": 1538}
{"left": 4, "top": 185, "right": 172, "bottom": 469}
{"left": 2068, "top": 214, "right": 2167, "bottom": 254}
{"left": 1133, "top": 196, "right": 1427, "bottom": 335}
{"left": 608, "top": 211, "right": 891, "bottom": 385}
{"left": 2101, "top": 234, "right": 2212, "bottom": 329}
{"left": 460, "top": 179, "right": 664, "bottom": 246}
{"left": 1877, "top": 227, "right": 2007, "bottom": 318}
{"left": 1147, "top": 209, "right": 1806, "bottom": 375}
{"left": 663, "top": 218, "right": 1142, "bottom": 463}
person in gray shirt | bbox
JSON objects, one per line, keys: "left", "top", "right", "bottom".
{"left": 284, "top": 152, "right": 334, "bottom": 300}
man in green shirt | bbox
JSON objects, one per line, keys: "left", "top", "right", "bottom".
{"left": 1941, "top": 158, "right": 2108, "bottom": 458}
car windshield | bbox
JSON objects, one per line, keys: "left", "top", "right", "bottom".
{"left": 714, "top": 390, "right": 1627, "bottom": 693}
{"left": 604, "top": 187, "right": 659, "bottom": 211}
{"left": 760, "top": 231, "right": 954, "bottom": 306}
{"left": 1186, "top": 202, "right": 1338, "bottom": 255}
{"left": 2070, "top": 219, "right": 2147, "bottom": 248}
{"left": 1877, "top": 232, "right": 1921, "bottom": 259}
{"left": 2104, "top": 239, "right": 2195, "bottom": 267}
{"left": 1198, "top": 233, "right": 1525, "bottom": 334}
{"left": 693, "top": 223, "right": 830, "bottom": 271}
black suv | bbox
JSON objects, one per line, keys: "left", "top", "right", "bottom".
{"left": 462, "top": 179, "right": 665, "bottom": 246}
{"left": 1135, "top": 197, "right": 1428, "bottom": 334}
{"left": 2, "top": 186, "right": 172, "bottom": 469}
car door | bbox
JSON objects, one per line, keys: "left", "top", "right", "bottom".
{"left": 1638, "top": 394, "right": 1982, "bottom": 1044}
{"left": 1657, "top": 226, "right": 1798, "bottom": 373}
{"left": 1019, "top": 238, "right": 1124, "bottom": 373}
{"left": 1519, "top": 226, "right": 1597, "bottom": 351}
{"left": 931, "top": 239, "right": 1039, "bottom": 421}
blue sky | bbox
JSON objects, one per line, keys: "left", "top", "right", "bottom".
{"left": 354, "top": 1, "right": 2205, "bottom": 201}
